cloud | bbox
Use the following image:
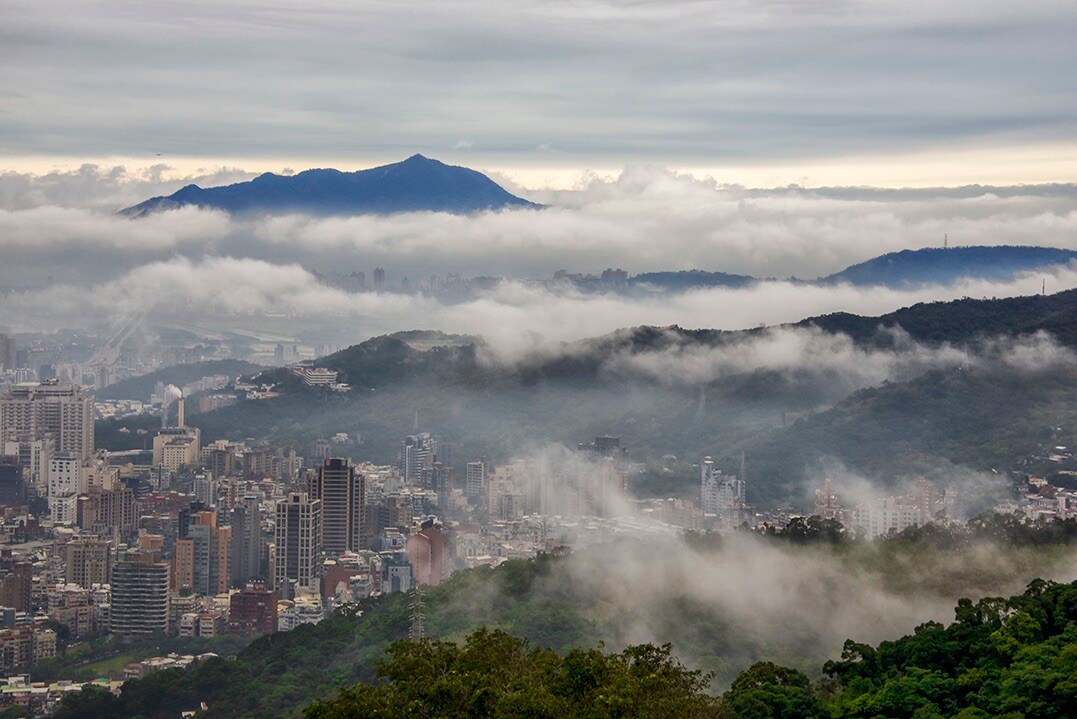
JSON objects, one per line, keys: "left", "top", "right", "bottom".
{"left": 1, "top": 165, "right": 1077, "bottom": 356}
{"left": 2, "top": 1, "right": 1076, "bottom": 174}
{"left": 0, "top": 164, "right": 256, "bottom": 212}
{"left": 599, "top": 326, "right": 1077, "bottom": 390}
{"left": 4, "top": 249, "right": 1077, "bottom": 373}
{"left": 561, "top": 531, "right": 1077, "bottom": 681}
{"left": 444, "top": 441, "right": 1077, "bottom": 682}
{"left": 3, "top": 165, "right": 1077, "bottom": 291}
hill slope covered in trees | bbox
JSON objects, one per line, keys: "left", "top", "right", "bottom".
{"left": 171, "top": 291, "right": 1077, "bottom": 505}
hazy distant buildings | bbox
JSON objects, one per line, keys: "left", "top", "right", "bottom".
{"left": 700, "top": 456, "right": 747, "bottom": 525}
{"left": 372, "top": 268, "right": 386, "bottom": 292}
{"left": 274, "top": 343, "right": 299, "bottom": 366}
{"left": 0, "top": 380, "right": 93, "bottom": 463}
{"left": 0, "top": 456, "right": 25, "bottom": 507}
{"left": 152, "top": 396, "right": 201, "bottom": 471}
{"left": 600, "top": 268, "right": 628, "bottom": 286}
{"left": 465, "top": 461, "right": 486, "bottom": 500}
{"left": 815, "top": 476, "right": 951, "bottom": 537}
{"left": 0, "top": 335, "right": 16, "bottom": 372}
{"left": 576, "top": 436, "right": 629, "bottom": 517}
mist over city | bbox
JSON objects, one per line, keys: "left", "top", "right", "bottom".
{"left": 0, "top": 1, "right": 1075, "bottom": 718}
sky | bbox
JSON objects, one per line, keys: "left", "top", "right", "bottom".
{"left": 2, "top": 0, "right": 1077, "bottom": 187}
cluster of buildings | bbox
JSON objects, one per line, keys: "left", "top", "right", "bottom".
{"left": 997, "top": 474, "right": 1077, "bottom": 521}
{"left": 0, "top": 394, "right": 716, "bottom": 704}
{"left": 812, "top": 476, "right": 956, "bottom": 537}
{"left": 995, "top": 443, "right": 1077, "bottom": 521}
{"left": 700, "top": 456, "right": 751, "bottom": 529}
{"left": 0, "top": 328, "right": 241, "bottom": 397}
{"left": 0, "top": 383, "right": 471, "bottom": 696}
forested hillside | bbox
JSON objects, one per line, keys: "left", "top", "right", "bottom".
{"left": 164, "top": 290, "right": 1077, "bottom": 506}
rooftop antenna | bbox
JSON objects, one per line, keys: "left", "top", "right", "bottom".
{"left": 409, "top": 582, "right": 424, "bottom": 641}
{"left": 412, "top": 409, "right": 419, "bottom": 432}
{"left": 1042, "top": 278, "right": 1046, "bottom": 296}
{"left": 943, "top": 233, "right": 948, "bottom": 250}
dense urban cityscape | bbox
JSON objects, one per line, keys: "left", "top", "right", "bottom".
{"left": 0, "top": 325, "right": 1072, "bottom": 714}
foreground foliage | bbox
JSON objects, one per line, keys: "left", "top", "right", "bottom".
{"left": 304, "top": 628, "right": 718, "bottom": 719}
{"left": 716, "top": 579, "right": 1077, "bottom": 719}
{"left": 298, "top": 579, "right": 1077, "bottom": 719}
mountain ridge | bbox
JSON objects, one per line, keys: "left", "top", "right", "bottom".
{"left": 157, "top": 288, "right": 1077, "bottom": 507}
{"left": 818, "top": 245, "right": 1077, "bottom": 287}
{"left": 119, "top": 154, "right": 539, "bottom": 217}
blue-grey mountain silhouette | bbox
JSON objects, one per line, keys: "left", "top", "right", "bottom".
{"left": 120, "top": 154, "right": 539, "bottom": 217}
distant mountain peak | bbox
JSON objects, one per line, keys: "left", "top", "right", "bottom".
{"left": 119, "top": 155, "right": 539, "bottom": 218}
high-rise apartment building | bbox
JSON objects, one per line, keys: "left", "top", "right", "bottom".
{"left": 0, "top": 381, "right": 93, "bottom": 462}
{"left": 700, "top": 456, "right": 745, "bottom": 517}
{"left": 400, "top": 433, "right": 450, "bottom": 484}
{"left": 465, "top": 460, "right": 486, "bottom": 499}
{"left": 204, "top": 441, "right": 237, "bottom": 479}
{"left": 64, "top": 538, "right": 112, "bottom": 588}
{"left": 77, "top": 483, "right": 136, "bottom": 534}
{"left": 0, "top": 335, "right": 16, "bottom": 372}
{"left": 182, "top": 511, "right": 230, "bottom": 596}
{"left": 308, "top": 458, "right": 364, "bottom": 556}
{"left": 47, "top": 454, "right": 81, "bottom": 524}
{"left": 110, "top": 550, "right": 170, "bottom": 637}
{"left": 2, "top": 437, "right": 52, "bottom": 494}
{"left": 0, "top": 557, "right": 33, "bottom": 612}
{"left": 230, "top": 494, "right": 265, "bottom": 587}
{"left": 0, "top": 456, "right": 25, "bottom": 507}
{"left": 372, "top": 267, "right": 386, "bottom": 292}
{"left": 274, "top": 493, "right": 321, "bottom": 599}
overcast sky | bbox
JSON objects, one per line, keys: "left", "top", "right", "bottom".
{"left": 2, "top": 0, "right": 1076, "bottom": 187}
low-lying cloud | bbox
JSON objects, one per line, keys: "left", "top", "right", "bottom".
{"left": 4, "top": 255, "right": 1077, "bottom": 364}
{"left": 2, "top": 166, "right": 1077, "bottom": 291}
{"left": 3, "top": 165, "right": 1077, "bottom": 365}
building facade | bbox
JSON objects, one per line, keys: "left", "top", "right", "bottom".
{"left": 274, "top": 493, "right": 322, "bottom": 599}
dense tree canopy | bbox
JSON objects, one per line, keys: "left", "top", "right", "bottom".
{"left": 304, "top": 628, "right": 719, "bottom": 719}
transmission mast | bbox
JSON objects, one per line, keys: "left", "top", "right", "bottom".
{"left": 410, "top": 582, "right": 424, "bottom": 641}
